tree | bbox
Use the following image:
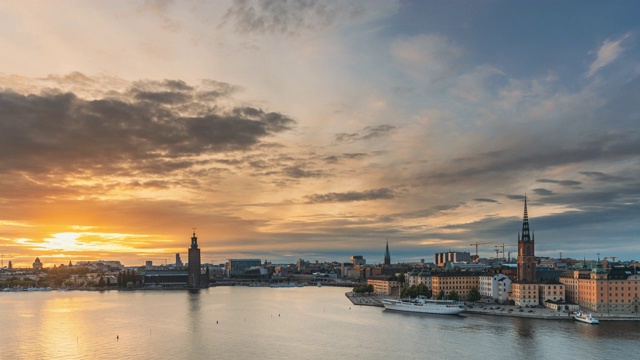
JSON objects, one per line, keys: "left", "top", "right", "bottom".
{"left": 397, "top": 273, "right": 406, "bottom": 287}
{"left": 447, "top": 291, "right": 460, "bottom": 301}
{"left": 436, "top": 290, "right": 445, "bottom": 300}
{"left": 353, "top": 284, "right": 374, "bottom": 294}
{"left": 467, "top": 287, "right": 481, "bottom": 303}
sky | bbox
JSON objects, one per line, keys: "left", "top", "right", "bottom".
{"left": 1, "top": 0, "right": 639, "bottom": 267}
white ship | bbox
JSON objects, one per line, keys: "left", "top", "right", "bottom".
{"left": 382, "top": 295, "right": 466, "bottom": 315}
{"left": 573, "top": 311, "right": 599, "bottom": 324}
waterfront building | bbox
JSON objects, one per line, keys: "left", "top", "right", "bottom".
{"left": 143, "top": 270, "right": 188, "bottom": 288}
{"left": 538, "top": 282, "right": 565, "bottom": 304}
{"left": 406, "top": 269, "right": 432, "bottom": 288}
{"left": 33, "top": 257, "right": 42, "bottom": 270}
{"left": 431, "top": 272, "right": 480, "bottom": 300}
{"left": 512, "top": 283, "right": 539, "bottom": 306}
{"left": 434, "top": 251, "right": 471, "bottom": 267}
{"left": 479, "top": 273, "right": 512, "bottom": 303}
{"left": 226, "top": 259, "right": 262, "bottom": 277}
{"left": 175, "top": 253, "right": 183, "bottom": 268}
{"left": 406, "top": 269, "right": 419, "bottom": 287}
{"left": 188, "top": 230, "right": 202, "bottom": 288}
{"left": 559, "top": 262, "right": 640, "bottom": 314}
{"left": 367, "top": 275, "right": 400, "bottom": 296}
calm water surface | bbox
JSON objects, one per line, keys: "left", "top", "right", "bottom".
{"left": 1, "top": 287, "right": 639, "bottom": 359}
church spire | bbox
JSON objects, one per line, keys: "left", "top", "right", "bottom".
{"left": 520, "top": 195, "right": 531, "bottom": 242}
{"left": 384, "top": 239, "right": 391, "bottom": 266}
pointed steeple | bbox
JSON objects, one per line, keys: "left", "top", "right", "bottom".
{"left": 384, "top": 239, "right": 391, "bottom": 266}
{"left": 520, "top": 195, "right": 531, "bottom": 242}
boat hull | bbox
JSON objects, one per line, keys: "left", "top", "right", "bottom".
{"left": 382, "top": 299, "right": 465, "bottom": 315}
{"left": 573, "top": 315, "right": 599, "bottom": 324}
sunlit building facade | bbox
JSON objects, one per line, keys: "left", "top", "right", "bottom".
{"left": 560, "top": 264, "right": 640, "bottom": 314}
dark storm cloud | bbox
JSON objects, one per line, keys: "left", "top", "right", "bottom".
{"left": 219, "top": 0, "right": 366, "bottom": 36}
{"left": 304, "top": 188, "right": 395, "bottom": 203}
{"left": 532, "top": 185, "right": 640, "bottom": 210}
{"left": 334, "top": 125, "right": 397, "bottom": 143}
{"left": 419, "top": 129, "right": 640, "bottom": 186}
{"left": 536, "top": 179, "right": 581, "bottom": 187}
{"left": 0, "top": 79, "right": 295, "bottom": 176}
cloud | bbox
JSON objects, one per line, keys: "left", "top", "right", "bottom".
{"left": 219, "top": 0, "right": 391, "bottom": 36}
{"left": 474, "top": 198, "right": 499, "bottom": 203}
{"left": 283, "top": 166, "right": 323, "bottom": 179}
{"left": 334, "top": 125, "right": 397, "bottom": 143}
{"left": 579, "top": 171, "right": 631, "bottom": 183}
{"left": 304, "top": 188, "right": 396, "bottom": 203}
{"left": 390, "top": 34, "right": 465, "bottom": 81}
{"left": 0, "top": 75, "right": 295, "bottom": 177}
{"left": 532, "top": 188, "right": 554, "bottom": 196}
{"left": 586, "top": 33, "right": 631, "bottom": 77}
{"left": 536, "top": 179, "right": 581, "bottom": 187}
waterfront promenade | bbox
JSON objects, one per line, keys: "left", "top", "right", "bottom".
{"left": 345, "top": 292, "right": 640, "bottom": 321}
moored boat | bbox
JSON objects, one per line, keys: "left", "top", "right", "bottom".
{"left": 382, "top": 295, "right": 466, "bottom": 315}
{"left": 573, "top": 310, "right": 599, "bottom": 324}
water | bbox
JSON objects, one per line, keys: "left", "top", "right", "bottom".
{"left": 1, "top": 287, "right": 638, "bottom": 359}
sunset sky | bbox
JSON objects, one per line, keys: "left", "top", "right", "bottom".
{"left": 1, "top": 0, "right": 639, "bottom": 267}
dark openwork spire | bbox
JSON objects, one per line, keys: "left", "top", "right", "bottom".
{"left": 384, "top": 239, "right": 391, "bottom": 265}
{"left": 520, "top": 195, "right": 531, "bottom": 242}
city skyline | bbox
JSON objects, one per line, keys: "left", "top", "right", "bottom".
{"left": 1, "top": 1, "right": 640, "bottom": 266}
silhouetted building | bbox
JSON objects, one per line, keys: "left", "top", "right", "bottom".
{"left": 188, "top": 230, "right": 202, "bottom": 288}
{"left": 384, "top": 240, "right": 391, "bottom": 266}
{"left": 33, "top": 257, "right": 42, "bottom": 270}
{"left": 176, "top": 253, "right": 183, "bottom": 268}
{"left": 350, "top": 255, "right": 366, "bottom": 266}
{"left": 227, "top": 259, "right": 261, "bottom": 277}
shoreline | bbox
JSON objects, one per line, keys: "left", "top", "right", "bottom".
{"left": 345, "top": 292, "right": 640, "bottom": 321}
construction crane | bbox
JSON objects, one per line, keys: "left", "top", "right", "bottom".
{"left": 494, "top": 249, "right": 500, "bottom": 258}
{"left": 507, "top": 251, "right": 513, "bottom": 263}
{"left": 470, "top": 242, "right": 492, "bottom": 257}
{"left": 495, "top": 243, "right": 508, "bottom": 260}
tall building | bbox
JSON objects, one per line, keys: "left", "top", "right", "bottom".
{"left": 188, "top": 230, "right": 201, "bottom": 288}
{"left": 175, "top": 253, "right": 183, "bottom": 268}
{"left": 434, "top": 251, "right": 471, "bottom": 267}
{"left": 350, "top": 255, "right": 366, "bottom": 266}
{"left": 517, "top": 196, "right": 536, "bottom": 282}
{"left": 33, "top": 257, "right": 43, "bottom": 270}
{"left": 510, "top": 196, "right": 560, "bottom": 307}
{"left": 384, "top": 240, "right": 391, "bottom": 266}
